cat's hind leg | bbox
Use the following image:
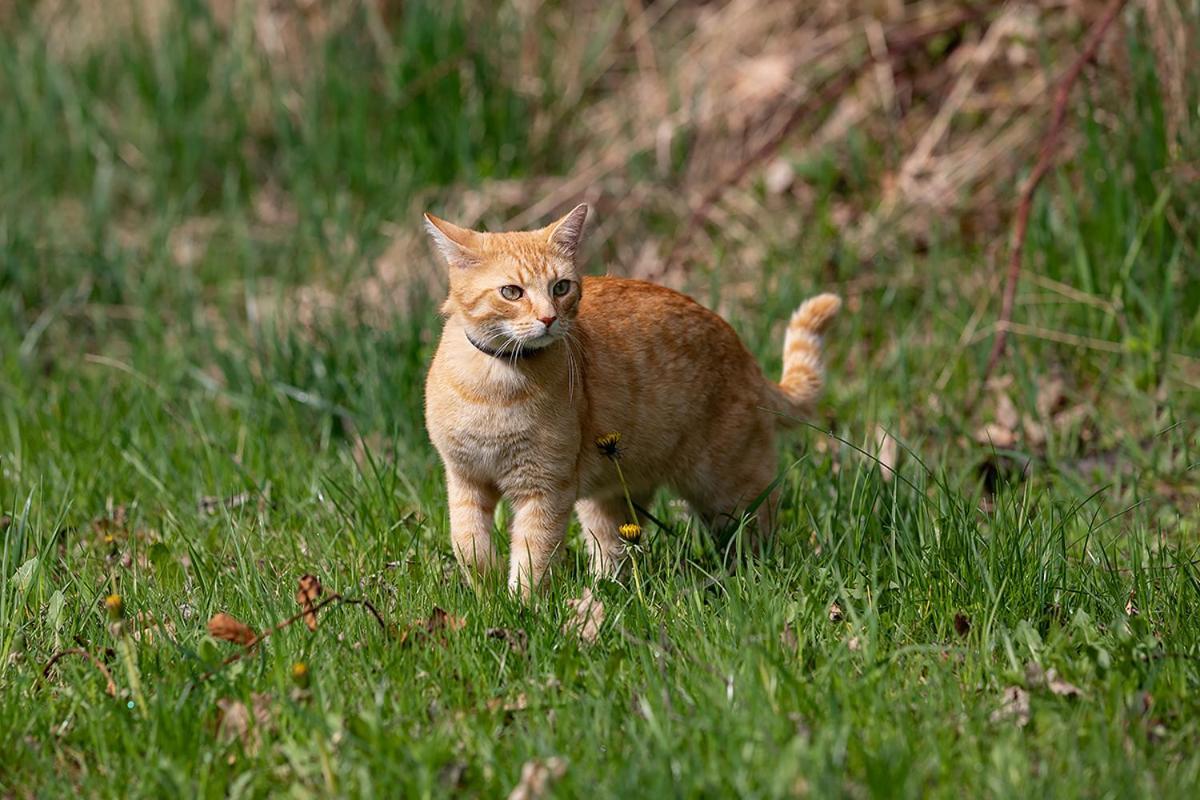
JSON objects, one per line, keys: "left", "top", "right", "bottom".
{"left": 685, "top": 451, "right": 781, "bottom": 558}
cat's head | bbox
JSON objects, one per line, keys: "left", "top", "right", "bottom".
{"left": 423, "top": 204, "right": 588, "bottom": 355}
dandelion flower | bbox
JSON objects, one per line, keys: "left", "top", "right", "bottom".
{"left": 105, "top": 594, "right": 124, "bottom": 621}
{"left": 595, "top": 432, "right": 622, "bottom": 460}
{"left": 618, "top": 523, "right": 642, "bottom": 544}
{"left": 291, "top": 661, "right": 310, "bottom": 689}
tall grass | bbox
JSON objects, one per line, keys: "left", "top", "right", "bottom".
{"left": 1, "top": 1, "right": 1199, "bottom": 797}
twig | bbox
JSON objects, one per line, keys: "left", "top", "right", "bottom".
{"left": 977, "top": 0, "right": 1130, "bottom": 394}
{"left": 41, "top": 648, "right": 118, "bottom": 697}
{"left": 199, "top": 593, "right": 388, "bottom": 681}
{"left": 655, "top": 5, "right": 990, "bottom": 280}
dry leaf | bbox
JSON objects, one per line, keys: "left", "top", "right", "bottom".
{"left": 1036, "top": 375, "right": 1067, "bottom": 418}
{"left": 1025, "top": 661, "right": 1046, "bottom": 687}
{"left": 216, "top": 693, "right": 272, "bottom": 753}
{"left": 398, "top": 607, "right": 467, "bottom": 646}
{"left": 995, "top": 392, "right": 1020, "bottom": 431}
{"left": 873, "top": 425, "right": 899, "bottom": 482}
{"left": 1125, "top": 592, "right": 1139, "bottom": 617}
{"left": 208, "top": 612, "right": 258, "bottom": 647}
{"left": 953, "top": 613, "right": 971, "bottom": 637}
{"left": 974, "top": 421, "right": 1017, "bottom": 449}
{"left": 562, "top": 589, "right": 605, "bottom": 644}
{"left": 486, "top": 692, "right": 530, "bottom": 714}
{"left": 507, "top": 756, "right": 567, "bottom": 800}
{"left": 847, "top": 635, "right": 862, "bottom": 652}
{"left": 1022, "top": 414, "right": 1047, "bottom": 447}
{"left": 295, "top": 574, "right": 324, "bottom": 631}
{"left": 991, "top": 686, "right": 1030, "bottom": 726}
{"left": 1045, "top": 669, "right": 1082, "bottom": 699}
{"left": 487, "top": 627, "right": 529, "bottom": 655}
{"left": 1052, "top": 404, "right": 1089, "bottom": 432}
{"left": 828, "top": 602, "right": 844, "bottom": 622}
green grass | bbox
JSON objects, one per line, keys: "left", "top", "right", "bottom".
{"left": 2, "top": 2, "right": 1199, "bottom": 798}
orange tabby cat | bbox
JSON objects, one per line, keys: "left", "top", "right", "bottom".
{"left": 423, "top": 204, "right": 840, "bottom": 595}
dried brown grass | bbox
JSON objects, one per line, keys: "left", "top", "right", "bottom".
{"left": 296, "top": 0, "right": 1194, "bottom": 325}
{"left": 20, "top": 1, "right": 1189, "bottom": 324}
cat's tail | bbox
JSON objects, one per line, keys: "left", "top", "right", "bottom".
{"left": 769, "top": 293, "right": 841, "bottom": 425}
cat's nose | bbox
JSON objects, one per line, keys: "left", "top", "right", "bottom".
{"left": 538, "top": 316, "right": 557, "bottom": 330}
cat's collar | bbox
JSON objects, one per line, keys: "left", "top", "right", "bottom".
{"left": 465, "top": 331, "right": 544, "bottom": 361}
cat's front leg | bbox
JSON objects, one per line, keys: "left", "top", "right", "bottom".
{"left": 508, "top": 491, "right": 573, "bottom": 597}
{"left": 446, "top": 469, "right": 501, "bottom": 579}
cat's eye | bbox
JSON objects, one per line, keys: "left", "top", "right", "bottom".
{"left": 552, "top": 279, "right": 572, "bottom": 297}
{"left": 499, "top": 285, "right": 523, "bottom": 301}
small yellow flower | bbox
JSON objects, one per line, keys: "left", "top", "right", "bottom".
{"left": 291, "top": 661, "right": 310, "bottom": 689}
{"left": 105, "top": 594, "right": 124, "bottom": 621}
{"left": 595, "top": 432, "right": 622, "bottom": 460}
{"left": 618, "top": 523, "right": 642, "bottom": 543}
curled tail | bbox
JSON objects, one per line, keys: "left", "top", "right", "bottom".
{"left": 770, "top": 293, "right": 841, "bottom": 423}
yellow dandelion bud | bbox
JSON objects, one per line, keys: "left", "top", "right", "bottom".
{"left": 618, "top": 523, "right": 642, "bottom": 543}
{"left": 595, "top": 432, "right": 622, "bottom": 459}
{"left": 105, "top": 594, "right": 124, "bottom": 621}
{"left": 291, "top": 661, "right": 310, "bottom": 689}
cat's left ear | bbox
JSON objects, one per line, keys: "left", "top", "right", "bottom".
{"left": 543, "top": 203, "right": 589, "bottom": 261}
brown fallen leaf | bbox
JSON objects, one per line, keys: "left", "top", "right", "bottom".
{"left": 295, "top": 574, "right": 324, "bottom": 631}
{"left": 562, "top": 589, "right": 605, "bottom": 644}
{"left": 1045, "top": 669, "right": 1083, "bottom": 699}
{"left": 216, "top": 693, "right": 272, "bottom": 754}
{"left": 828, "top": 602, "right": 844, "bottom": 623}
{"left": 1025, "top": 660, "right": 1046, "bottom": 687}
{"left": 1036, "top": 375, "right": 1067, "bottom": 418}
{"left": 487, "top": 627, "right": 529, "bottom": 655}
{"left": 208, "top": 612, "right": 258, "bottom": 647}
{"left": 974, "top": 421, "right": 1017, "bottom": 449}
{"left": 486, "top": 692, "right": 530, "bottom": 714}
{"left": 507, "top": 756, "right": 567, "bottom": 800}
{"left": 953, "top": 613, "right": 971, "bottom": 637}
{"left": 995, "top": 392, "right": 1020, "bottom": 431}
{"left": 991, "top": 686, "right": 1030, "bottom": 727}
{"left": 398, "top": 607, "right": 467, "bottom": 646}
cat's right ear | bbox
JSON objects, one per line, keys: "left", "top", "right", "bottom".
{"left": 423, "top": 213, "right": 481, "bottom": 268}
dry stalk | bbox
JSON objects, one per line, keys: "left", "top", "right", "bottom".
{"left": 977, "top": 0, "right": 1131, "bottom": 399}
{"left": 41, "top": 647, "right": 118, "bottom": 697}
{"left": 199, "top": 592, "right": 387, "bottom": 681}
{"left": 655, "top": 4, "right": 991, "bottom": 280}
